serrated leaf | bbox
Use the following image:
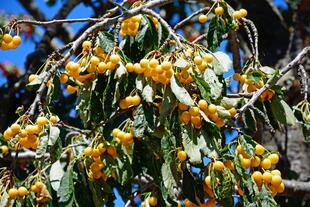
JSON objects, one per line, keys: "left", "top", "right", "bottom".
{"left": 259, "top": 185, "right": 277, "bottom": 207}
{"left": 97, "top": 31, "right": 114, "bottom": 53}
{"left": 36, "top": 132, "right": 48, "bottom": 159}
{"left": 193, "top": 71, "right": 211, "bottom": 102}
{"left": 133, "top": 104, "right": 153, "bottom": 137}
{"left": 77, "top": 80, "right": 96, "bottom": 123}
{"left": 58, "top": 164, "right": 74, "bottom": 206}
{"left": 160, "top": 87, "right": 176, "bottom": 124}
{"left": 48, "top": 126, "right": 60, "bottom": 146}
{"left": 203, "top": 69, "right": 223, "bottom": 100}
{"left": 207, "top": 17, "right": 226, "bottom": 51}
{"left": 170, "top": 75, "right": 194, "bottom": 106}
{"left": 161, "top": 162, "right": 178, "bottom": 200}
{"left": 181, "top": 126, "right": 206, "bottom": 164}
{"left": 243, "top": 109, "right": 257, "bottom": 131}
{"left": 238, "top": 135, "right": 255, "bottom": 158}
{"left": 281, "top": 100, "right": 296, "bottom": 125}
{"left": 116, "top": 154, "right": 133, "bottom": 185}
{"left": 135, "top": 25, "right": 148, "bottom": 44}
{"left": 49, "top": 160, "right": 64, "bottom": 191}
{"left": 271, "top": 97, "right": 296, "bottom": 125}
{"left": 212, "top": 52, "right": 232, "bottom": 75}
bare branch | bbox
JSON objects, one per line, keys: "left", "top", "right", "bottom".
{"left": 226, "top": 93, "right": 253, "bottom": 98}
{"left": 12, "top": 18, "right": 103, "bottom": 28}
{"left": 174, "top": 7, "right": 210, "bottom": 30}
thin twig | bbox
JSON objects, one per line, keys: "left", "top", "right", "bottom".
{"left": 173, "top": 7, "right": 210, "bottom": 30}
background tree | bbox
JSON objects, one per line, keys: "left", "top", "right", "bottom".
{"left": 0, "top": 0, "right": 310, "bottom": 206}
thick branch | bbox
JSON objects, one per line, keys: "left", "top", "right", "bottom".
{"left": 18, "top": 0, "right": 47, "bottom": 21}
{"left": 283, "top": 180, "right": 310, "bottom": 199}
{"left": 228, "top": 31, "right": 241, "bottom": 73}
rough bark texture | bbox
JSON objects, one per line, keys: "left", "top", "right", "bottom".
{"left": 261, "top": 125, "right": 310, "bottom": 181}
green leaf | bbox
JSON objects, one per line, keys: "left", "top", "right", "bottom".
{"left": 218, "top": 169, "right": 234, "bottom": 199}
{"left": 160, "top": 87, "right": 176, "bottom": 124}
{"left": 193, "top": 71, "right": 211, "bottom": 102}
{"left": 243, "top": 109, "right": 257, "bottom": 131}
{"left": 238, "top": 135, "right": 255, "bottom": 158}
{"left": 113, "top": 65, "right": 128, "bottom": 105}
{"left": 48, "top": 126, "right": 60, "bottom": 146}
{"left": 281, "top": 100, "right": 296, "bottom": 125}
{"left": 49, "top": 160, "right": 64, "bottom": 191}
{"left": 76, "top": 80, "right": 96, "bottom": 123}
{"left": 116, "top": 154, "right": 133, "bottom": 185}
{"left": 271, "top": 97, "right": 296, "bottom": 125}
{"left": 203, "top": 69, "right": 223, "bottom": 100}
{"left": 212, "top": 52, "right": 232, "bottom": 75}
{"left": 133, "top": 104, "right": 155, "bottom": 137}
{"left": 97, "top": 31, "right": 114, "bottom": 53}
{"left": 259, "top": 185, "right": 277, "bottom": 207}
{"left": 135, "top": 25, "right": 148, "bottom": 44}
{"left": 170, "top": 75, "right": 194, "bottom": 106}
{"left": 181, "top": 126, "right": 206, "bottom": 164}
{"left": 36, "top": 131, "right": 48, "bottom": 159}
{"left": 26, "top": 72, "right": 47, "bottom": 90}
{"left": 58, "top": 164, "right": 74, "bottom": 207}
{"left": 246, "top": 71, "right": 262, "bottom": 83}
{"left": 161, "top": 162, "right": 178, "bottom": 200}
{"left": 182, "top": 166, "right": 202, "bottom": 205}
{"left": 207, "top": 17, "right": 226, "bottom": 51}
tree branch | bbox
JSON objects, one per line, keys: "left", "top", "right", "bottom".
{"left": 173, "top": 7, "right": 210, "bottom": 30}
{"left": 228, "top": 31, "right": 241, "bottom": 73}
{"left": 283, "top": 179, "right": 310, "bottom": 199}
{"left": 12, "top": 17, "right": 103, "bottom": 28}
{"left": 236, "top": 46, "right": 310, "bottom": 119}
{"left": 24, "top": 0, "right": 177, "bottom": 116}
{"left": 18, "top": 0, "right": 48, "bottom": 22}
